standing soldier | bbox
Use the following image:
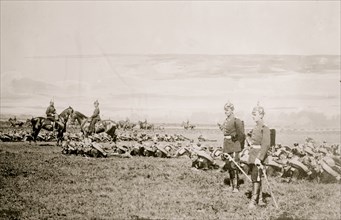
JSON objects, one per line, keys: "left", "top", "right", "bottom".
{"left": 89, "top": 100, "right": 101, "bottom": 135}
{"left": 221, "top": 101, "right": 245, "bottom": 192}
{"left": 247, "top": 103, "right": 271, "bottom": 209}
{"left": 46, "top": 99, "right": 59, "bottom": 129}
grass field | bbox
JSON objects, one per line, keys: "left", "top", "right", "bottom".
{"left": 1, "top": 141, "right": 340, "bottom": 220}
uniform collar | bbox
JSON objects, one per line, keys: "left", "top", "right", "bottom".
{"left": 226, "top": 114, "right": 235, "bottom": 121}
{"left": 256, "top": 120, "right": 264, "bottom": 126}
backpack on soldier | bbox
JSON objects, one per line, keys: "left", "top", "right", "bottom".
{"left": 261, "top": 126, "right": 276, "bottom": 147}
{"left": 235, "top": 118, "right": 246, "bottom": 149}
{"left": 270, "top": 129, "right": 276, "bottom": 147}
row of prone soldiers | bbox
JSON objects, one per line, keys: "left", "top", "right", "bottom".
{"left": 118, "top": 132, "right": 216, "bottom": 143}
{"left": 61, "top": 132, "right": 340, "bottom": 185}
{"left": 0, "top": 130, "right": 113, "bottom": 143}
{"left": 0, "top": 128, "right": 194, "bottom": 144}
{"left": 264, "top": 140, "right": 340, "bottom": 183}
{"left": 62, "top": 138, "right": 189, "bottom": 158}
{"left": 117, "top": 131, "right": 193, "bottom": 142}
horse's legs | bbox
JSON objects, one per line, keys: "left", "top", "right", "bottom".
{"left": 56, "top": 131, "right": 63, "bottom": 146}
{"left": 31, "top": 123, "right": 41, "bottom": 144}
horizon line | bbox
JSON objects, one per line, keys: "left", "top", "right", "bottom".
{"left": 24, "top": 53, "right": 341, "bottom": 59}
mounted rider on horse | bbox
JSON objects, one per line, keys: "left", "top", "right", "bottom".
{"left": 89, "top": 100, "right": 101, "bottom": 135}
{"left": 70, "top": 100, "right": 117, "bottom": 141}
{"left": 30, "top": 100, "right": 73, "bottom": 145}
{"left": 46, "top": 99, "right": 63, "bottom": 130}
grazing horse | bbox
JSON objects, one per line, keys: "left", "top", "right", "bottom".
{"left": 71, "top": 111, "right": 117, "bottom": 141}
{"left": 31, "top": 106, "right": 74, "bottom": 145}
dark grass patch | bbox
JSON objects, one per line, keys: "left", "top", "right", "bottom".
{"left": 0, "top": 209, "right": 21, "bottom": 220}
{"left": 271, "top": 211, "right": 298, "bottom": 220}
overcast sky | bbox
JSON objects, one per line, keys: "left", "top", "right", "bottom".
{"left": 1, "top": 1, "right": 340, "bottom": 126}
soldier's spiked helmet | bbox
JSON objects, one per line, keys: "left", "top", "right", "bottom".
{"left": 304, "top": 146, "right": 315, "bottom": 156}
{"left": 156, "top": 145, "right": 168, "bottom": 156}
{"left": 164, "top": 144, "right": 172, "bottom": 152}
{"left": 196, "top": 150, "right": 214, "bottom": 163}
{"left": 224, "top": 101, "right": 234, "bottom": 111}
{"left": 212, "top": 148, "right": 222, "bottom": 158}
{"left": 252, "top": 102, "right": 265, "bottom": 115}
{"left": 50, "top": 99, "right": 54, "bottom": 105}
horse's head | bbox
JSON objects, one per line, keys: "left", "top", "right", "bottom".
{"left": 70, "top": 112, "right": 77, "bottom": 124}
{"left": 67, "top": 106, "right": 74, "bottom": 115}
{"left": 59, "top": 106, "right": 74, "bottom": 120}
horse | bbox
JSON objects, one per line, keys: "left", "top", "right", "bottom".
{"left": 117, "top": 119, "right": 136, "bottom": 130}
{"left": 31, "top": 106, "right": 74, "bottom": 145}
{"left": 8, "top": 118, "right": 24, "bottom": 127}
{"left": 25, "top": 118, "right": 32, "bottom": 127}
{"left": 182, "top": 121, "right": 196, "bottom": 130}
{"left": 138, "top": 120, "right": 154, "bottom": 130}
{"left": 124, "top": 121, "right": 137, "bottom": 130}
{"left": 70, "top": 111, "right": 117, "bottom": 142}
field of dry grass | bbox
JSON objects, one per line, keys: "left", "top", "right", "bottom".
{"left": 1, "top": 141, "right": 340, "bottom": 220}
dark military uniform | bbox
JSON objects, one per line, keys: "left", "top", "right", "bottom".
{"left": 89, "top": 107, "right": 101, "bottom": 134}
{"left": 248, "top": 122, "right": 270, "bottom": 166}
{"left": 248, "top": 121, "right": 271, "bottom": 208}
{"left": 46, "top": 105, "right": 57, "bottom": 120}
{"left": 222, "top": 116, "right": 244, "bottom": 153}
{"left": 46, "top": 104, "right": 59, "bottom": 129}
{"left": 222, "top": 115, "right": 245, "bottom": 192}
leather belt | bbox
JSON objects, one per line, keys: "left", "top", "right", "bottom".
{"left": 251, "top": 145, "right": 261, "bottom": 149}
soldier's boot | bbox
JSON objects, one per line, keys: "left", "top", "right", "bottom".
{"left": 232, "top": 170, "right": 240, "bottom": 193}
{"left": 258, "top": 182, "right": 266, "bottom": 206}
{"left": 52, "top": 121, "right": 58, "bottom": 134}
{"left": 291, "top": 168, "right": 299, "bottom": 182}
{"left": 248, "top": 182, "right": 260, "bottom": 209}
{"left": 222, "top": 171, "right": 233, "bottom": 191}
{"left": 229, "top": 170, "right": 235, "bottom": 191}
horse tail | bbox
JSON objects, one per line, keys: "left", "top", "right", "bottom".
{"left": 31, "top": 117, "right": 38, "bottom": 129}
{"left": 106, "top": 122, "right": 117, "bottom": 141}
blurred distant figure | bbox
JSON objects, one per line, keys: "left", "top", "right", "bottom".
{"left": 89, "top": 100, "right": 101, "bottom": 135}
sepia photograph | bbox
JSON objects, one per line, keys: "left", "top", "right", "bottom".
{"left": 0, "top": 1, "right": 340, "bottom": 219}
